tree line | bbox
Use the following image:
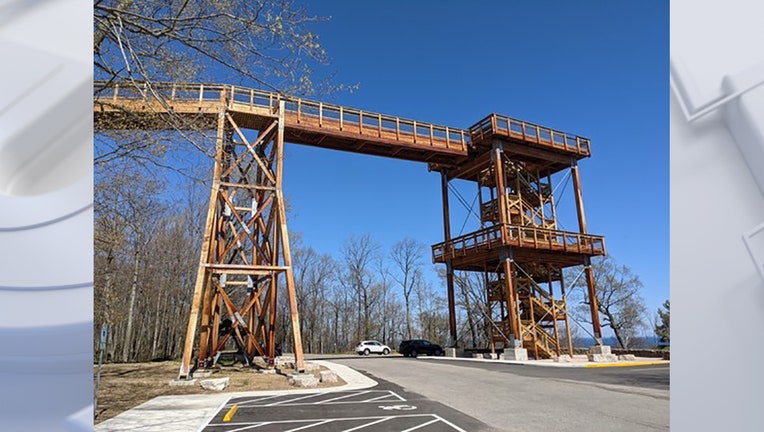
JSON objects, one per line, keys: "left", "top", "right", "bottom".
{"left": 94, "top": 162, "right": 456, "bottom": 361}
{"left": 93, "top": 161, "right": 668, "bottom": 362}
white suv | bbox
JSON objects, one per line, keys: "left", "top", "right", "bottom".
{"left": 355, "top": 340, "right": 391, "bottom": 356}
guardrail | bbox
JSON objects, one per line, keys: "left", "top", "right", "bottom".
{"left": 469, "top": 114, "right": 591, "bottom": 156}
{"left": 94, "top": 81, "right": 469, "bottom": 152}
{"left": 432, "top": 223, "right": 605, "bottom": 261}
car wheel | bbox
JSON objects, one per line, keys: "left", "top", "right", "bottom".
{"left": 363, "top": 348, "right": 370, "bottom": 356}
{"left": 411, "top": 350, "right": 418, "bottom": 358}
{"left": 434, "top": 349, "right": 443, "bottom": 356}
{"left": 383, "top": 348, "right": 390, "bottom": 355}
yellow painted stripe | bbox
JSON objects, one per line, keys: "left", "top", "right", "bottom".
{"left": 223, "top": 404, "right": 239, "bottom": 422}
{"left": 583, "top": 361, "right": 669, "bottom": 368}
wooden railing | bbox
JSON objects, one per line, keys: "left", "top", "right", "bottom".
{"left": 94, "top": 81, "right": 469, "bottom": 152}
{"left": 469, "top": 113, "right": 591, "bottom": 156}
{"left": 522, "top": 322, "right": 557, "bottom": 357}
{"left": 432, "top": 223, "right": 605, "bottom": 262}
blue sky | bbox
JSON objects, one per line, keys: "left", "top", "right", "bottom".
{"left": 276, "top": 1, "right": 669, "bottom": 330}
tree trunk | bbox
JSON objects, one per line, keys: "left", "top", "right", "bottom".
{"left": 122, "top": 251, "right": 140, "bottom": 362}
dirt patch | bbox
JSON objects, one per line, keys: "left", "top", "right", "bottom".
{"left": 94, "top": 360, "right": 345, "bottom": 424}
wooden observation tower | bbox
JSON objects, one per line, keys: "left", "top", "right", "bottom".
{"left": 94, "top": 81, "right": 605, "bottom": 377}
{"left": 430, "top": 115, "right": 606, "bottom": 358}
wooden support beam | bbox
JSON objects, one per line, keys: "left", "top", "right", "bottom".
{"left": 571, "top": 162, "right": 602, "bottom": 343}
{"left": 441, "top": 171, "right": 457, "bottom": 346}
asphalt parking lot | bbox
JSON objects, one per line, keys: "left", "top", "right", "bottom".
{"left": 202, "top": 378, "right": 495, "bottom": 432}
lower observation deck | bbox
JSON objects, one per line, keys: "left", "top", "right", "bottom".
{"left": 432, "top": 224, "right": 605, "bottom": 271}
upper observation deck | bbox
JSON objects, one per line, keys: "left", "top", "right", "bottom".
{"left": 94, "top": 82, "right": 594, "bottom": 168}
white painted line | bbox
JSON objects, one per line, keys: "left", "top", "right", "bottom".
{"left": 284, "top": 419, "right": 332, "bottom": 432}
{"left": 400, "top": 419, "right": 439, "bottom": 432}
{"left": 264, "top": 392, "right": 325, "bottom": 406}
{"left": 316, "top": 390, "right": 371, "bottom": 404}
{"left": 236, "top": 390, "right": 401, "bottom": 407}
{"left": 339, "top": 416, "right": 392, "bottom": 432}
{"left": 362, "top": 393, "right": 400, "bottom": 403}
{"left": 226, "top": 421, "right": 268, "bottom": 432}
{"left": 389, "top": 391, "right": 406, "bottom": 402}
{"left": 232, "top": 394, "right": 286, "bottom": 406}
{"left": 209, "top": 414, "right": 439, "bottom": 427}
{"left": 433, "top": 414, "right": 468, "bottom": 432}
{"left": 205, "top": 413, "right": 471, "bottom": 432}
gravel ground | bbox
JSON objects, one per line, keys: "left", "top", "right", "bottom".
{"left": 94, "top": 360, "right": 344, "bottom": 423}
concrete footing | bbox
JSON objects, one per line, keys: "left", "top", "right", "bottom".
{"left": 589, "top": 345, "right": 612, "bottom": 355}
{"left": 503, "top": 347, "right": 528, "bottom": 361}
{"left": 288, "top": 372, "right": 319, "bottom": 388}
{"left": 200, "top": 377, "right": 230, "bottom": 391}
{"left": 588, "top": 345, "right": 617, "bottom": 362}
{"left": 445, "top": 347, "right": 463, "bottom": 358}
{"left": 168, "top": 379, "right": 197, "bottom": 387}
{"left": 319, "top": 370, "right": 339, "bottom": 383}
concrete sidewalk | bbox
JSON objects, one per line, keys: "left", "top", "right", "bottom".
{"left": 419, "top": 354, "right": 669, "bottom": 368}
{"left": 94, "top": 361, "right": 377, "bottom": 432}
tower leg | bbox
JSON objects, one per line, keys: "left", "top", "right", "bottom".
{"left": 178, "top": 96, "right": 306, "bottom": 378}
{"left": 440, "top": 171, "right": 457, "bottom": 346}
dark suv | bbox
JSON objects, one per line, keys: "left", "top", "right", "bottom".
{"left": 398, "top": 339, "right": 444, "bottom": 357}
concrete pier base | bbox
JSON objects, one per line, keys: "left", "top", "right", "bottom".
{"left": 503, "top": 348, "right": 528, "bottom": 361}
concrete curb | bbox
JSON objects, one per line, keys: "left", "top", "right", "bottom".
{"left": 582, "top": 360, "right": 670, "bottom": 368}
{"left": 419, "top": 355, "right": 670, "bottom": 369}
{"left": 95, "top": 360, "right": 377, "bottom": 432}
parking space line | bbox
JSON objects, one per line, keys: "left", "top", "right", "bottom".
{"left": 207, "top": 414, "right": 467, "bottom": 431}
{"left": 234, "top": 391, "right": 405, "bottom": 408}
{"left": 225, "top": 422, "right": 267, "bottom": 432}
{"left": 400, "top": 419, "right": 439, "bottom": 431}
{"left": 432, "top": 414, "right": 468, "bottom": 432}
{"left": 233, "top": 394, "right": 285, "bottom": 405}
{"left": 338, "top": 416, "right": 391, "bottom": 431}
{"left": 264, "top": 393, "right": 326, "bottom": 406}
{"left": 362, "top": 394, "right": 400, "bottom": 403}
{"left": 284, "top": 419, "right": 332, "bottom": 431}
{"left": 315, "top": 390, "right": 371, "bottom": 404}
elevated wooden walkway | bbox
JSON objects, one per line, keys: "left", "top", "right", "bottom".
{"left": 93, "top": 82, "right": 591, "bottom": 167}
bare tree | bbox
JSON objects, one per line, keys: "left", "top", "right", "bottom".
{"left": 94, "top": 0, "right": 333, "bottom": 92}
{"left": 340, "top": 234, "right": 380, "bottom": 342}
{"left": 414, "top": 278, "right": 449, "bottom": 345}
{"left": 291, "top": 241, "right": 336, "bottom": 353}
{"left": 568, "top": 256, "right": 648, "bottom": 349}
{"left": 390, "top": 238, "right": 424, "bottom": 339}
{"left": 452, "top": 271, "right": 488, "bottom": 348}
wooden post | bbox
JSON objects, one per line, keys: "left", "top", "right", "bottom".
{"left": 493, "top": 142, "right": 509, "bottom": 240}
{"left": 277, "top": 100, "right": 306, "bottom": 371}
{"left": 548, "top": 265, "right": 561, "bottom": 356}
{"left": 559, "top": 269, "right": 574, "bottom": 355}
{"left": 178, "top": 108, "right": 227, "bottom": 379}
{"left": 441, "top": 171, "right": 457, "bottom": 346}
{"left": 502, "top": 250, "right": 520, "bottom": 348}
{"left": 571, "top": 161, "right": 602, "bottom": 343}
